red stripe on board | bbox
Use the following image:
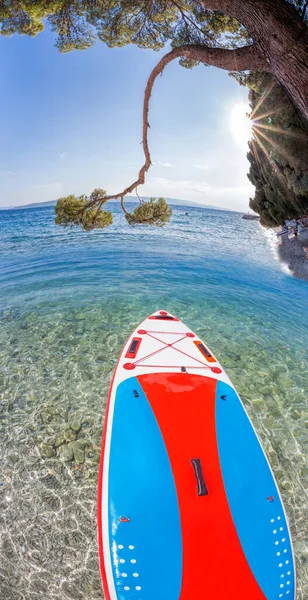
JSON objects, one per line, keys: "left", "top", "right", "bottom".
{"left": 138, "top": 373, "right": 266, "bottom": 600}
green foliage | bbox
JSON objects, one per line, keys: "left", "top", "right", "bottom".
{"left": 0, "top": 0, "right": 284, "bottom": 53}
{"left": 1, "top": 1, "right": 306, "bottom": 53}
{"left": 55, "top": 189, "right": 113, "bottom": 230}
{"left": 247, "top": 73, "right": 308, "bottom": 226}
{"left": 55, "top": 194, "right": 171, "bottom": 230}
{"left": 125, "top": 198, "right": 172, "bottom": 226}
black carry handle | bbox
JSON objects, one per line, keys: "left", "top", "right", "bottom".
{"left": 191, "top": 458, "right": 208, "bottom": 496}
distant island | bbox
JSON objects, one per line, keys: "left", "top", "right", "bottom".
{"left": 0, "top": 199, "right": 58, "bottom": 210}
{"left": 0, "top": 197, "right": 236, "bottom": 212}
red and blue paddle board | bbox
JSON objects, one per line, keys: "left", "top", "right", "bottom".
{"left": 97, "top": 310, "right": 296, "bottom": 599}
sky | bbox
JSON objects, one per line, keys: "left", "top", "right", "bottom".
{"left": 0, "top": 25, "right": 255, "bottom": 210}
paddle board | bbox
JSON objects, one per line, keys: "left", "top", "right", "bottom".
{"left": 97, "top": 310, "right": 295, "bottom": 599}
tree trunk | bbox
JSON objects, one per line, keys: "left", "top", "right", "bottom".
{"left": 201, "top": 0, "right": 308, "bottom": 119}
{"left": 85, "top": 0, "right": 308, "bottom": 210}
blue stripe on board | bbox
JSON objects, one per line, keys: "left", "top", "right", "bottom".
{"left": 108, "top": 376, "right": 182, "bottom": 600}
{"left": 216, "top": 381, "right": 295, "bottom": 600}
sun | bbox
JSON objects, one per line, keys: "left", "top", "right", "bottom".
{"left": 229, "top": 102, "right": 253, "bottom": 148}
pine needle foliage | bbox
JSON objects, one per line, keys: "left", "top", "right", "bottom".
{"left": 55, "top": 189, "right": 113, "bottom": 230}
{"left": 1, "top": 1, "right": 307, "bottom": 53}
{"left": 125, "top": 197, "right": 172, "bottom": 226}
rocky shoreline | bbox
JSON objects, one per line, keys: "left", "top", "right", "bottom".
{"left": 277, "top": 229, "right": 308, "bottom": 281}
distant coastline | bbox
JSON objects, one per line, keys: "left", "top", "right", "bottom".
{"left": 1, "top": 199, "right": 58, "bottom": 210}
{"left": 0, "top": 197, "right": 239, "bottom": 212}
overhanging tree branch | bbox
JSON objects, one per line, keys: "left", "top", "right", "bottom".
{"left": 86, "top": 42, "right": 269, "bottom": 210}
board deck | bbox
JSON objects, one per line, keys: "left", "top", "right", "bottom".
{"left": 97, "top": 310, "right": 296, "bottom": 600}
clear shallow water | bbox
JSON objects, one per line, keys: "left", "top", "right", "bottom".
{"left": 0, "top": 204, "right": 307, "bottom": 600}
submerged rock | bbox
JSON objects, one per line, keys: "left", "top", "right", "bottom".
{"left": 71, "top": 439, "right": 88, "bottom": 450}
{"left": 72, "top": 438, "right": 89, "bottom": 450}
{"left": 70, "top": 440, "right": 88, "bottom": 464}
{"left": 8, "top": 451, "right": 19, "bottom": 464}
{"left": 61, "top": 428, "right": 77, "bottom": 443}
{"left": 59, "top": 443, "right": 74, "bottom": 462}
{"left": 39, "top": 444, "right": 56, "bottom": 458}
{"left": 69, "top": 420, "right": 82, "bottom": 433}
{"left": 76, "top": 313, "right": 86, "bottom": 321}
{"left": 41, "top": 474, "right": 60, "bottom": 489}
{"left": 274, "top": 365, "right": 287, "bottom": 375}
{"left": 86, "top": 451, "right": 100, "bottom": 465}
{"left": 93, "top": 430, "right": 102, "bottom": 445}
{"left": 40, "top": 411, "right": 53, "bottom": 424}
{"left": 73, "top": 448, "right": 85, "bottom": 464}
{"left": 54, "top": 436, "right": 64, "bottom": 448}
{"left": 280, "top": 479, "right": 292, "bottom": 491}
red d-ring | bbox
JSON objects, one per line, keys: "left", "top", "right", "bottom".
{"left": 119, "top": 515, "right": 130, "bottom": 522}
{"left": 138, "top": 329, "right": 147, "bottom": 335}
{"left": 159, "top": 311, "right": 168, "bottom": 315}
{"left": 186, "top": 333, "right": 195, "bottom": 338}
{"left": 124, "top": 363, "right": 136, "bottom": 370}
{"left": 211, "top": 367, "right": 222, "bottom": 374}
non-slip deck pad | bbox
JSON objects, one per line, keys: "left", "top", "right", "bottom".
{"left": 105, "top": 373, "right": 294, "bottom": 600}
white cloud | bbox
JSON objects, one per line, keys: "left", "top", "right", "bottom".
{"left": 153, "top": 161, "right": 176, "bottom": 168}
{"left": 60, "top": 153, "right": 67, "bottom": 160}
{"left": 150, "top": 177, "right": 196, "bottom": 190}
{"left": 193, "top": 164, "right": 209, "bottom": 170}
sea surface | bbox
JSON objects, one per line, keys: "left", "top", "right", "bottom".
{"left": 0, "top": 204, "right": 307, "bottom": 600}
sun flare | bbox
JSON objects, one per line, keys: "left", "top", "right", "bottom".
{"left": 230, "top": 103, "right": 253, "bottom": 148}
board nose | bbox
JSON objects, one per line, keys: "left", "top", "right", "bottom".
{"left": 148, "top": 310, "right": 180, "bottom": 322}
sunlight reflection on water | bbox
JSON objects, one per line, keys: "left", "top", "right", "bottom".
{"left": 0, "top": 204, "right": 307, "bottom": 599}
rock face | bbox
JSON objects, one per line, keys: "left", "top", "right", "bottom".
{"left": 278, "top": 229, "right": 308, "bottom": 281}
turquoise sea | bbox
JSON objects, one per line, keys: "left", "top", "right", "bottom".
{"left": 0, "top": 204, "right": 307, "bottom": 599}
